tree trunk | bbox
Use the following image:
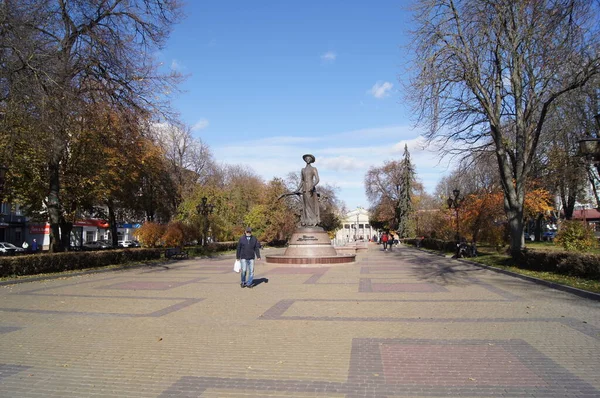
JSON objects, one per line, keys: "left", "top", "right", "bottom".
{"left": 535, "top": 214, "right": 544, "bottom": 242}
{"left": 47, "top": 161, "right": 63, "bottom": 253}
{"left": 564, "top": 192, "right": 576, "bottom": 220}
{"left": 506, "top": 207, "right": 524, "bottom": 256}
{"left": 59, "top": 221, "right": 73, "bottom": 251}
{"left": 108, "top": 200, "right": 118, "bottom": 247}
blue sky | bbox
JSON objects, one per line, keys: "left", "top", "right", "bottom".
{"left": 159, "top": 1, "right": 453, "bottom": 210}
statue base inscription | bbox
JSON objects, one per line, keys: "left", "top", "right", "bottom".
{"left": 266, "top": 226, "right": 355, "bottom": 266}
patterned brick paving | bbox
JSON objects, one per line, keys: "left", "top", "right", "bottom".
{"left": 0, "top": 245, "right": 599, "bottom": 397}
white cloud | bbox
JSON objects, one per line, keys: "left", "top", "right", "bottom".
{"left": 319, "top": 156, "right": 370, "bottom": 172}
{"left": 321, "top": 51, "right": 337, "bottom": 62}
{"left": 191, "top": 119, "right": 209, "bottom": 131}
{"left": 368, "top": 81, "right": 393, "bottom": 99}
{"left": 207, "top": 125, "right": 453, "bottom": 209}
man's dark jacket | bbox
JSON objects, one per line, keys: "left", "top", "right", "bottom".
{"left": 236, "top": 235, "right": 261, "bottom": 260}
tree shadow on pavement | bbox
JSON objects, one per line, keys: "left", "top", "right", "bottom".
{"left": 397, "top": 252, "right": 483, "bottom": 286}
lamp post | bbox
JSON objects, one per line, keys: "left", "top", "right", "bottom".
{"left": 196, "top": 197, "right": 214, "bottom": 246}
{"left": 447, "top": 189, "right": 463, "bottom": 242}
{"left": 578, "top": 114, "right": 600, "bottom": 178}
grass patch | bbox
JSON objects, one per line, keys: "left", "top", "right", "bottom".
{"left": 525, "top": 241, "right": 600, "bottom": 254}
{"left": 470, "top": 249, "right": 600, "bottom": 294}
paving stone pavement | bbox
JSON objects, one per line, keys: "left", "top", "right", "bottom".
{"left": 1, "top": 244, "right": 599, "bottom": 397}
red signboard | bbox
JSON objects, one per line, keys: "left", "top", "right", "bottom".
{"left": 29, "top": 224, "right": 50, "bottom": 234}
{"left": 29, "top": 219, "right": 109, "bottom": 234}
{"left": 74, "top": 219, "right": 109, "bottom": 228}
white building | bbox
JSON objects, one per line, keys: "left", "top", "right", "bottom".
{"left": 334, "top": 207, "right": 376, "bottom": 245}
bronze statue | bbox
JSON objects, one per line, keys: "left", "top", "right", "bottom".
{"left": 278, "top": 154, "right": 321, "bottom": 226}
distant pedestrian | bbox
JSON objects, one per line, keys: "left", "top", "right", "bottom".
{"left": 31, "top": 239, "right": 38, "bottom": 253}
{"left": 381, "top": 232, "right": 388, "bottom": 251}
{"left": 236, "top": 227, "right": 261, "bottom": 288}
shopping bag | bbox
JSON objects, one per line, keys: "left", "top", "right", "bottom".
{"left": 233, "top": 260, "right": 241, "bottom": 273}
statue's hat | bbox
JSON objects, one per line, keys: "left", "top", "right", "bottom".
{"left": 302, "top": 154, "right": 315, "bottom": 163}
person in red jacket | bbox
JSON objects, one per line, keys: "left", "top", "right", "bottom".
{"left": 381, "top": 232, "right": 388, "bottom": 251}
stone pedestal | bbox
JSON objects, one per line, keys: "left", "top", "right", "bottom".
{"left": 266, "top": 226, "right": 355, "bottom": 266}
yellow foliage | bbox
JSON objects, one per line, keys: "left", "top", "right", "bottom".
{"left": 134, "top": 222, "right": 166, "bottom": 248}
{"left": 162, "top": 222, "right": 186, "bottom": 248}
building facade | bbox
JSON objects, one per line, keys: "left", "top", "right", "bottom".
{"left": 334, "top": 207, "right": 376, "bottom": 245}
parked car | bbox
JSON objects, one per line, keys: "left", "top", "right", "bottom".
{"left": 0, "top": 242, "right": 25, "bottom": 255}
{"left": 542, "top": 231, "right": 556, "bottom": 242}
{"left": 82, "top": 241, "right": 112, "bottom": 251}
{"left": 118, "top": 240, "right": 139, "bottom": 248}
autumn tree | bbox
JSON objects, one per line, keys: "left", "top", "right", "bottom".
{"left": 409, "top": 0, "right": 600, "bottom": 255}
{"left": 365, "top": 149, "right": 422, "bottom": 234}
{"left": 244, "top": 178, "right": 297, "bottom": 243}
{"left": 176, "top": 165, "right": 264, "bottom": 243}
{"left": 535, "top": 82, "right": 600, "bottom": 217}
{"left": 0, "top": 0, "right": 183, "bottom": 251}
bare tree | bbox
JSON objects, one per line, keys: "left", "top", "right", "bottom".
{"left": 150, "top": 122, "right": 215, "bottom": 214}
{"left": 408, "top": 0, "right": 600, "bottom": 255}
{"left": 365, "top": 154, "right": 422, "bottom": 232}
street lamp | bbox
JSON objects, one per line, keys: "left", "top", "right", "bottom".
{"left": 447, "top": 189, "right": 463, "bottom": 241}
{"left": 578, "top": 114, "right": 600, "bottom": 177}
{"left": 196, "top": 197, "right": 214, "bottom": 246}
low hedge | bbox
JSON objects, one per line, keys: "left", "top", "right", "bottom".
{"left": 513, "top": 249, "right": 600, "bottom": 280}
{"left": 0, "top": 248, "right": 161, "bottom": 278}
{"left": 404, "top": 237, "right": 457, "bottom": 252}
{"left": 404, "top": 237, "right": 600, "bottom": 280}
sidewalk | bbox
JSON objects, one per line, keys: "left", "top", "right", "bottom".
{"left": 0, "top": 245, "right": 599, "bottom": 397}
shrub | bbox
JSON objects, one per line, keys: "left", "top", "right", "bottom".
{"left": 0, "top": 249, "right": 161, "bottom": 278}
{"left": 134, "top": 222, "right": 166, "bottom": 247}
{"left": 514, "top": 249, "right": 600, "bottom": 279}
{"left": 554, "top": 220, "right": 598, "bottom": 252}
{"left": 162, "top": 221, "right": 186, "bottom": 248}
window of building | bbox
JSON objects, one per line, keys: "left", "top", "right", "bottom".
{"left": 344, "top": 224, "right": 350, "bottom": 229}
{"left": 85, "top": 231, "right": 95, "bottom": 242}
{"left": 359, "top": 224, "right": 364, "bottom": 228}
{"left": 365, "top": 224, "right": 370, "bottom": 228}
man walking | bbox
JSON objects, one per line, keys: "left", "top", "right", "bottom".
{"left": 236, "top": 227, "right": 261, "bottom": 288}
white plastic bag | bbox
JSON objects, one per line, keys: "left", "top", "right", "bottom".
{"left": 233, "top": 260, "right": 241, "bottom": 273}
